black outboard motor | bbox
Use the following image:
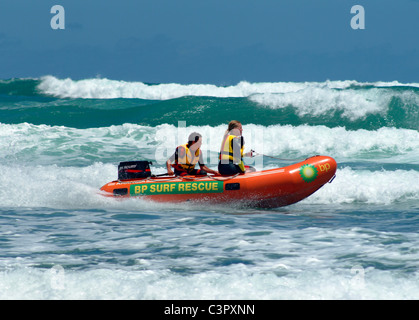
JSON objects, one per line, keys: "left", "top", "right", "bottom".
{"left": 118, "top": 161, "right": 152, "bottom": 180}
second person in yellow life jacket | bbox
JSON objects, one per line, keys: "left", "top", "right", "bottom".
{"left": 218, "top": 120, "right": 253, "bottom": 175}
{"left": 166, "top": 132, "right": 219, "bottom": 176}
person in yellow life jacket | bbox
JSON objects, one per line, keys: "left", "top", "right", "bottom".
{"left": 218, "top": 120, "right": 253, "bottom": 175}
{"left": 166, "top": 132, "right": 219, "bottom": 176}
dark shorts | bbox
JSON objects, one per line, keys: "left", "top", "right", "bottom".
{"left": 218, "top": 163, "right": 244, "bottom": 175}
{"left": 174, "top": 168, "right": 207, "bottom": 176}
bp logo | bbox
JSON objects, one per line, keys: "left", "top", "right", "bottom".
{"left": 299, "top": 164, "right": 318, "bottom": 182}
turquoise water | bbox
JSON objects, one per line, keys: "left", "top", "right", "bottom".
{"left": 0, "top": 76, "right": 418, "bottom": 299}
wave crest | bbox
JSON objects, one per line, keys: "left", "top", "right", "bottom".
{"left": 36, "top": 75, "right": 419, "bottom": 100}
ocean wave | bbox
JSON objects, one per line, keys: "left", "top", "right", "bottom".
{"left": 303, "top": 166, "right": 419, "bottom": 205}
{"left": 1, "top": 265, "right": 418, "bottom": 299}
{"left": 250, "top": 87, "right": 419, "bottom": 121}
{"left": 0, "top": 163, "right": 417, "bottom": 209}
{"left": 1, "top": 76, "right": 418, "bottom": 130}
{"left": 36, "top": 75, "right": 419, "bottom": 100}
{"left": 1, "top": 122, "right": 418, "bottom": 166}
{"left": 32, "top": 76, "right": 419, "bottom": 130}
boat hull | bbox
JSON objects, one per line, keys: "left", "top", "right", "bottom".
{"left": 100, "top": 155, "right": 337, "bottom": 208}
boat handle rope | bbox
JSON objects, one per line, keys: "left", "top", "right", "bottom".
{"left": 118, "top": 173, "right": 240, "bottom": 183}
{"left": 117, "top": 151, "right": 322, "bottom": 184}
{"left": 252, "top": 150, "right": 319, "bottom": 162}
{"left": 177, "top": 173, "right": 240, "bottom": 181}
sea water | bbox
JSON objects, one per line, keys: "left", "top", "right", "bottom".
{"left": 0, "top": 76, "right": 418, "bottom": 299}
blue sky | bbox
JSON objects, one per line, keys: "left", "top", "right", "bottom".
{"left": 0, "top": 0, "right": 418, "bottom": 84}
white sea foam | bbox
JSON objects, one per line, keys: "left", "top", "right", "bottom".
{"left": 251, "top": 87, "right": 419, "bottom": 121}
{"left": 0, "top": 163, "right": 417, "bottom": 210}
{"left": 1, "top": 122, "right": 419, "bottom": 167}
{"left": 250, "top": 88, "right": 386, "bottom": 120}
{"left": 1, "top": 121, "right": 418, "bottom": 208}
{"left": 301, "top": 166, "right": 419, "bottom": 205}
{"left": 0, "top": 267, "right": 418, "bottom": 299}
{"left": 1, "top": 226, "right": 418, "bottom": 299}
{"left": 36, "top": 75, "right": 419, "bottom": 100}
{"left": 118, "top": 123, "right": 419, "bottom": 165}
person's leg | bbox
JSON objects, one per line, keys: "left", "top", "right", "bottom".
{"left": 175, "top": 168, "right": 207, "bottom": 176}
{"left": 174, "top": 169, "right": 188, "bottom": 176}
{"left": 189, "top": 169, "right": 207, "bottom": 176}
{"left": 218, "top": 163, "right": 242, "bottom": 175}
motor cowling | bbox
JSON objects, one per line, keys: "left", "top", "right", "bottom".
{"left": 118, "top": 161, "right": 152, "bottom": 180}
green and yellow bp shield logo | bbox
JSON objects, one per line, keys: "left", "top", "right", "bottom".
{"left": 299, "top": 164, "right": 318, "bottom": 183}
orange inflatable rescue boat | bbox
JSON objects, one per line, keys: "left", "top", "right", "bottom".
{"left": 100, "top": 155, "right": 337, "bottom": 208}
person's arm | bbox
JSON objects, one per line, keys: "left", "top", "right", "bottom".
{"left": 166, "top": 159, "right": 174, "bottom": 175}
{"left": 166, "top": 149, "right": 177, "bottom": 175}
{"left": 235, "top": 136, "right": 253, "bottom": 157}
{"left": 232, "top": 137, "right": 243, "bottom": 163}
{"left": 200, "top": 164, "right": 218, "bottom": 175}
{"left": 198, "top": 151, "right": 218, "bottom": 174}
{"left": 243, "top": 150, "right": 254, "bottom": 157}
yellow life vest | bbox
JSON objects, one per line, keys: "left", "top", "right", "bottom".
{"left": 219, "top": 134, "right": 245, "bottom": 171}
{"left": 173, "top": 143, "right": 200, "bottom": 172}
